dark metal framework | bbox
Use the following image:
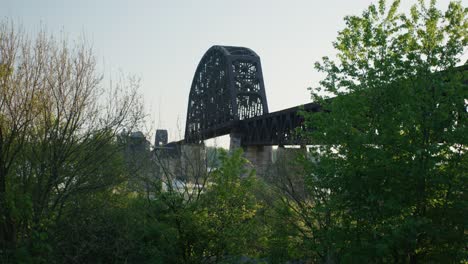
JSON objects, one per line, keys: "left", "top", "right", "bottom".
{"left": 185, "top": 46, "right": 269, "bottom": 143}
{"left": 239, "top": 103, "right": 321, "bottom": 146}
{"left": 177, "top": 48, "right": 467, "bottom": 147}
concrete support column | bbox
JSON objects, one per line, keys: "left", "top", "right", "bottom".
{"left": 243, "top": 145, "right": 272, "bottom": 176}
{"left": 229, "top": 131, "right": 243, "bottom": 151}
{"left": 274, "top": 145, "right": 308, "bottom": 164}
{"left": 230, "top": 131, "right": 272, "bottom": 176}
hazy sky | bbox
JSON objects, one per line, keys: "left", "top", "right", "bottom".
{"left": 2, "top": 0, "right": 463, "bottom": 145}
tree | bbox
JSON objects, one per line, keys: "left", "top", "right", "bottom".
{"left": 303, "top": 0, "right": 467, "bottom": 262}
{"left": 146, "top": 148, "right": 269, "bottom": 263}
{"left": 194, "top": 149, "right": 268, "bottom": 263}
{"left": 0, "top": 21, "right": 145, "bottom": 260}
{"left": 264, "top": 148, "right": 318, "bottom": 263}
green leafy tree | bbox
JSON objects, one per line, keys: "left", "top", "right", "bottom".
{"left": 0, "top": 21, "right": 144, "bottom": 262}
{"left": 128, "top": 149, "right": 269, "bottom": 264}
{"left": 195, "top": 149, "right": 268, "bottom": 263}
{"left": 303, "top": 0, "right": 467, "bottom": 262}
{"left": 51, "top": 187, "right": 136, "bottom": 263}
{"left": 265, "top": 148, "right": 319, "bottom": 263}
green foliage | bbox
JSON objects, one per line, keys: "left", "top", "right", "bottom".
{"left": 195, "top": 149, "right": 268, "bottom": 261}
{"left": 51, "top": 190, "right": 136, "bottom": 263}
{"left": 2, "top": 2, "right": 466, "bottom": 263}
{"left": 1, "top": 139, "right": 129, "bottom": 263}
{"left": 206, "top": 146, "right": 225, "bottom": 168}
{"left": 266, "top": 199, "right": 309, "bottom": 264}
{"left": 140, "top": 149, "right": 270, "bottom": 263}
{"left": 0, "top": 20, "right": 144, "bottom": 262}
{"left": 303, "top": 0, "right": 467, "bottom": 262}
{"left": 45, "top": 149, "right": 269, "bottom": 264}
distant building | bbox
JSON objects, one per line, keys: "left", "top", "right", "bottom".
{"left": 120, "top": 131, "right": 156, "bottom": 193}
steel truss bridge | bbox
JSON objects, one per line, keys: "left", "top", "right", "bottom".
{"left": 181, "top": 45, "right": 320, "bottom": 147}
{"left": 155, "top": 45, "right": 466, "bottom": 148}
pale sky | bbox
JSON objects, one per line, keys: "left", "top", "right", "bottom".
{"left": 2, "top": 0, "right": 464, "bottom": 146}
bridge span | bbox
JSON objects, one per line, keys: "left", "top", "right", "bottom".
{"left": 175, "top": 45, "right": 319, "bottom": 147}
{"left": 156, "top": 45, "right": 466, "bottom": 175}
{"left": 155, "top": 45, "right": 319, "bottom": 175}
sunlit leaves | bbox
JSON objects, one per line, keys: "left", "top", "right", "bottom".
{"left": 304, "top": 0, "right": 467, "bottom": 262}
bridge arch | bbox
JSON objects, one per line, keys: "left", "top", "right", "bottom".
{"left": 184, "top": 45, "right": 269, "bottom": 143}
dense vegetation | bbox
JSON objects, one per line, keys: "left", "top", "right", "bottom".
{"left": 1, "top": 0, "right": 466, "bottom": 263}
{"left": 301, "top": 0, "right": 467, "bottom": 262}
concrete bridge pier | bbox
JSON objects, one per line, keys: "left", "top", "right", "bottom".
{"left": 230, "top": 132, "right": 272, "bottom": 176}
{"left": 275, "top": 145, "right": 307, "bottom": 160}
{"left": 229, "top": 131, "right": 243, "bottom": 150}
{"left": 243, "top": 145, "right": 272, "bottom": 176}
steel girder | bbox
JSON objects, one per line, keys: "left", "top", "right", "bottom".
{"left": 238, "top": 103, "right": 321, "bottom": 146}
